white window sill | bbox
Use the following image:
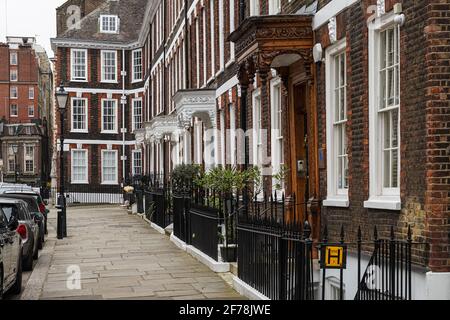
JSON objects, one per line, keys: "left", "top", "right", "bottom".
{"left": 323, "top": 197, "right": 349, "bottom": 208}
{"left": 101, "top": 131, "right": 119, "bottom": 134}
{"left": 132, "top": 79, "right": 143, "bottom": 84}
{"left": 101, "top": 80, "right": 119, "bottom": 84}
{"left": 101, "top": 182, "right": 119, "bottom": 185}
{"left": 364, "top": 196, "right": 401, "bottom": 211}
{"left": 71, "top": 130, "right": 89, "bottom": 134}
{"left": 71, "top": 79, "right": 88, "bottom": 83}
{"left": 71, "top": 181, "right": 89, "bottom": 185}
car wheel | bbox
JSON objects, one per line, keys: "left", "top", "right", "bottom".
{"left": 33, "top": 242, "right": 39, "bottom": 260}
{"left": 24, "top": 242, "right": 34, "bottom": 271}
{"left": 38, "top": 231, "right": 43, "bottom": 250}
{"left": 9, "top": 256, "right": 22, "bottom": 295}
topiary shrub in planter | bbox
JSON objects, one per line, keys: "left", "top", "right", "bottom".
{"left": 171, "top": 164, "right": 202, "bottom": 195}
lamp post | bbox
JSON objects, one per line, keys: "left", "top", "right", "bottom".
{"left": 56, "top": 82, "right": 68, "bottom": 239}
{"left": 12, "top": 144, "right": 19, "bottom": 183}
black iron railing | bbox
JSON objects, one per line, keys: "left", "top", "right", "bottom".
{"left": 354, "top": 226, "right": 420, "bottom": 300}
{"left": 237, "top": 192, "right": 314, "bottom": 300}
{"left": 51, "top": 185, "right": 124, "bottom": 205}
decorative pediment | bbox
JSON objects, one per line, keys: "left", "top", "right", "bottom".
{"left": 145, "top": 114, "right": 179, "bottom": 142}
{"left": 173, "top": 89, "right": 217, "bottom": 129}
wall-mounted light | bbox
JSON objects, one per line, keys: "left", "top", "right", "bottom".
{"left": 313, "top": 43, "right": 323, "bottom": 64}
{"left": 394, "top": 14, "right": 405, "bottom": 26}
{"left": 393, "top": 3, "right": 405, "bottom": 26}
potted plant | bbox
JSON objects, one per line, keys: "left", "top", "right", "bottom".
{"left": 199, "top": 166, "right": 262, "bottom": 263}
{"left": 171, "top": 164, "right": 202, "bottom": 195}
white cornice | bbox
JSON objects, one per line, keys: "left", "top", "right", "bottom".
{"left": 51, "top": 38, "right": 141, "bottom": 51}
{"left": 313, "top": 0, "right": 359, "bottom": 30}
{"left": 64, "top": 87, "right": 145, "bottom": 95}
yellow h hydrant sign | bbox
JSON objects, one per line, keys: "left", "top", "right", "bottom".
{"left": 320, "top": 245, "right": 347, "bottom": 269}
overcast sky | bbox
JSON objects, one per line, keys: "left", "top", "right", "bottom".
{"left": 0, "top": 0, "right": 67, "bottom": 58}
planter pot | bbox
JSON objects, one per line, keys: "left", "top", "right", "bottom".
{"left": 219, "top": 244, "right": 237, "bottom": 262}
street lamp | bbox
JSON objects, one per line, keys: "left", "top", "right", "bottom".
{"left": 11, "top": 144, "right": 19, "bottom": 183}
{"left": 56, "top": 82, "right": 68, "bottom": 239}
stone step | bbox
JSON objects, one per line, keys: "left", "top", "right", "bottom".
{"left": 230, "top": 262, "right": 238, "bottom": 276}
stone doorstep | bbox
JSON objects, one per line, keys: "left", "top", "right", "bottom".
{"left": 230, "top": 262, "right": 238, "bottom": 276}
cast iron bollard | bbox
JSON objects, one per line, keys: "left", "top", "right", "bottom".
{"left": 56, "top": 204, "right": 63, "bottom": 239}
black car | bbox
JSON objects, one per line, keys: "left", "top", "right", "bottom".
{"left": 0, "top": 194, "right": 45, "bottom": 250}
{"left": 0, "top": 206, "right": 22, "bottom": 299}
{"left": 0, "top": 199, "right": 39, "bottom": 271}
{"left": 0, "top": 190, "right": 49, "bottom": 235}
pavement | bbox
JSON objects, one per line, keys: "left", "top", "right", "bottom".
{"left": 9, "top": 205, "right": 244, "bottom": 300}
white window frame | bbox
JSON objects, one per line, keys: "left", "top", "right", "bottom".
{"left": 252, "top": 88, "right": 263, "bottom": 166}
{"left": 101, "top": 149, "right": 118, "bottom": 185}
{"left": 209, "top": 0, "right": 215, "bottom": 79}
{"left": 71, "top": 97, "right": 88, "bottom": 133}
{"left": 10, "top": 86, "right": 18, "bottom": 99}
{"left": 10, "top": 69, "right": 18, "bottom": 82}
{"left": 325, "top": 277, "right": 346, "bottom": 300}
{"left": 132, "top": 98, "right": 143, "bottom": 132}
{"left": 132, "top": 49, "right": 143, "bottom": 83}
{"left": 202, "top": 8, "right": 207, "bottom": 86}
{"left": 10, "top": 104, "right": 18, "bottom": 117}
{"left": 229, "top": 104, "right": 236, "bottom": 166}
{"left": 10, "top": 52, "right": 17, "bottom": 65}
{"left": 101, "top": 50, "right": 117, "bottom": 83}
{"left": 268, "top": 0, "right": 281, "bottom": 15}
{"left": 220, "top": 109, "right": 226, "bottom": 166}
{"left": 71, "top": 149, "right": 88, "bottom": 184}
{"left": 70, "top": 49, "right": 88, "bottom": 82}
{"left": 324, "top": 38, "right": 349, "bottom": 208}
{"left": 132, "top": 149, "right": 143, "bottom": 176}
{"left": 228, "top": 0, "right": 235, "bottom": 64}
{"left": 24, "top": 145, "right": 34, "bottom": 174}
{"left": 218, "top": 0, "right": 225, "bottom": 72}
{"left": 365, "top": 12, "right": 401, "bottom": 210}
{"left": 250, "top": 0, "right": 260, "bottom": 16}
{"left": 29, "top": 87, "right": 34, "bottom": 99}
{"left": 270, "top": 77, "right": 284, "bottom": 193}
{"left": 101, "top": 99, "right": 118, "bottom": 134}
{"left": 100, "top": 15, "right": 119, "bottom": 34}
{"left": 28, "top": 105, "right": 35, "bottom": 118}
{"left": 252, "top": 87, "right": 264, "bottom": 198}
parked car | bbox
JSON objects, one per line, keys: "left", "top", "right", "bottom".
{"left": 0, "top": 194, "right": 45, "bottom": 250}
{"left": 0, "top": 187, "right": 49, "bottom": 235}
{"left": 0, "top": 199, "right": 39, "bottom": 271}
{"left": 0, "top": 205, "right": 22, "bottom": 299}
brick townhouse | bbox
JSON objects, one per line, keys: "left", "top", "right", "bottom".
{"left": 51, "top": 0, "right": 150, "bottom": 200}
{"left": 52, "top": 0, "right": 449, "bottom": 298}
{"left": 0, "top": 36, "right": 53, "bottom": 186}
{"left": 147, "top": 0, "right": 448, "bottom": 299}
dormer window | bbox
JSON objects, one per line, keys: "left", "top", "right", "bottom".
{"left": 100, "top": 15, "right": 119, "bottom": 33}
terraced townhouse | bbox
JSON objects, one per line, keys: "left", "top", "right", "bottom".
{"left": 52, "top": 0, "right": 449, "bottom": 299}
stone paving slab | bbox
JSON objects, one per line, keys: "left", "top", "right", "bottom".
{"left": 27, "top": 205, "right": 244, "bottom": 300}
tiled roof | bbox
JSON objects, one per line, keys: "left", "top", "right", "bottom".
{"left": 58, "top": 0, "right": 149, "bottom": 44}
